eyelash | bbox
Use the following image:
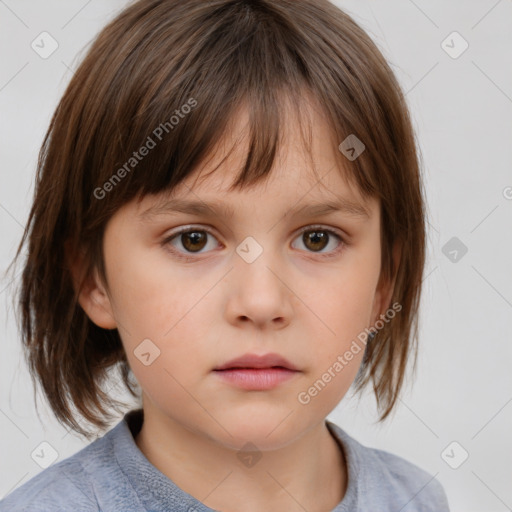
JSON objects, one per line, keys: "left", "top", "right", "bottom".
{"left": 161, "top": 225, "right": 346, "bottom": 262}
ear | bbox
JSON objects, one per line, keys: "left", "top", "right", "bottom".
{"left": 370, "top": 241, "right": 401, "bottom": 325}
{"left": 65, "top": 240, "right": 117, "bottom": 330}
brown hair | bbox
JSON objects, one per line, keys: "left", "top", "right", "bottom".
{"left": 6, "top": 0, "right": 426, "bottom": 439}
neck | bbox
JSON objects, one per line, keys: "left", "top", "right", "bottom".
{"left": 134, "top": 405, "right": 347, "bottom": 512}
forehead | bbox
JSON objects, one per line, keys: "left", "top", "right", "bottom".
{"left": 136, "top": 96, "right": 376, "bottom": 219}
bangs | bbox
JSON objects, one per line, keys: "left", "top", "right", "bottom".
{"left": 83, "top": 0, "right": 388, "bottom": 231}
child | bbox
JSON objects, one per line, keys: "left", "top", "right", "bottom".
{"left": 1, "top": 0, "right": 450, "bottom": 510}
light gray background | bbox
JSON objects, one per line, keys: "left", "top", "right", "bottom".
{"left": 1, "top": 1, "right": 511, "bottom": 511}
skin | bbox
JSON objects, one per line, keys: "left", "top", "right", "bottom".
{"left": 74, "top": 96, "right": 399, "bottom": 512}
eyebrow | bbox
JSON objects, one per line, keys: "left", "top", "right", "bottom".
{"left": 138, "top": 196, "right": 371, "bottom": 222}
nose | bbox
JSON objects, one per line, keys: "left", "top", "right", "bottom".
{"left": 224, "top": 242, "right": 293, "bottom": 330}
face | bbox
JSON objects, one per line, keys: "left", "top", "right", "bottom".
{"left": 78, "top": 100, "right": 394, "bottom": 451}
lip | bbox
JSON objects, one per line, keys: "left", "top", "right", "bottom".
{"left": 213, "top": 353, "right": 300, "bottom": 391}
{"left": 213, "top": 367, "right": 298, "bottom": 390}
{"left": 213, "top": 352, "right": 298, "bottom": 371}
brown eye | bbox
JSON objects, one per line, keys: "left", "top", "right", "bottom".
{"left": 180, "top": 231, "right": 208, "bottom": 252}
{"left": 163, "top": 227, "right": 219, "bottom": 259}
{"left": 302, "top": 230, "right": 329, "bottom": 252}
{"left": 291, "top": 226, "right": 344, "bottom": 257}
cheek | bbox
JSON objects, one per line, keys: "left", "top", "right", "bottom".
{"left": 113, "top": 274, "right": 214, "bottom": 411}
{"left": 105, "top": 248, "right": 218, "bottom": 374}
{"left": 308, "top": 258, "right": 379, "bottom": 342}
{"left": 105, "top": 242, "right": 192, "bottom": 333}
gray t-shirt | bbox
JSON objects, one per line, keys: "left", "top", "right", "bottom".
{"left": 0, "top": 408, "right": 450, "bottom": 511}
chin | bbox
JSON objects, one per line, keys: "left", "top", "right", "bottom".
{"left": 209, "top": 413, "right": 306, "bottom": 452}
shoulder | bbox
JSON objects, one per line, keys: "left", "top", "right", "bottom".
{"left": 0, "top": 457, "right": 99, "bottom": 512}
{"left": 327, "top": 421, "right": 450, "bottom": 511}
{"left": 0, "top": 429, "right": 118, "bottom": 512}
{"left": 370, "top": 445, "right": 450, "bottom": 510}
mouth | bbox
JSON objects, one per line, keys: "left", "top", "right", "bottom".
{"left": 213, "top": 367, "right": 299, "bottom": 390}
{"left": 213, "top": 352, "right": 298, "bottom": 371}
{"left": 213, "top": 353, "right": 300, "bottom": 390}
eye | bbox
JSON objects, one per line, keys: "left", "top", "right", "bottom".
{"left": 162, "top": 226, "right": 220, "bottom": 261}
{"left": 291, "top": 226, "right": 345, "bottom": 258}
{"left": 161, "top": 225, "right": 345, "bottom": 262}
